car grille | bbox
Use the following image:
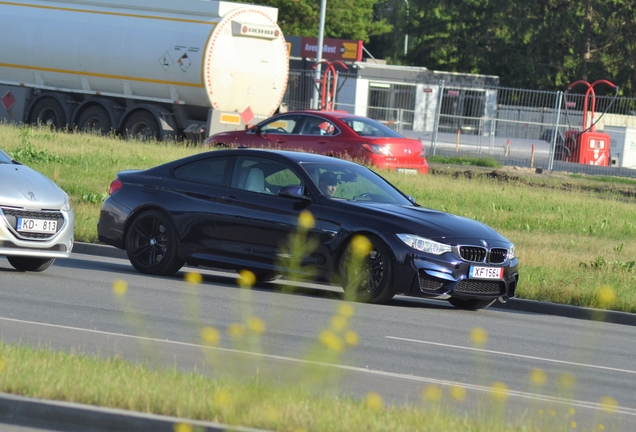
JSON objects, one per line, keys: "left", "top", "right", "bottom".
{"left": 1, "top": 207, "right": 64, "bottom": 240}
{"left": 455, "top": 280, "right": 504, "bottom": 295}
{"left": 458, "top": 246, "right": 508, "bottom": 264}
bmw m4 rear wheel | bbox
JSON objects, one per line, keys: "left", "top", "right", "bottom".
{"left": 339, "top": 235, "right": 396, "bottom": 304}
{"left": 126, "top": 210, "right": 184, "bottom": 276}
{"left": 448, "top": 298, "right": 496, "bottom": 310}
{"left": 7, "top": 256, "right": 55, "bottom": 272}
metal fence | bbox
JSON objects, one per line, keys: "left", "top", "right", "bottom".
{"left": 282, "top": 68, "right": 636, "bottom": 177}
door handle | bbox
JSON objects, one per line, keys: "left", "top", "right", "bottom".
{"left": 221, "top": 195, "right": 238, "bottom": 202}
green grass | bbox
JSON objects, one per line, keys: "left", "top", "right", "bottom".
{"left": 427, "top": 155, "right": 502, "bottom": 167}
{"left": 569, "top": 173, "right": 636, "bottom": 186}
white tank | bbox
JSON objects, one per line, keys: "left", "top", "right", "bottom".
{"left": 0, "top": 0, "right": 289, "bottom": 117}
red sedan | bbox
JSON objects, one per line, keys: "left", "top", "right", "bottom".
{"left": 205, "top": 111, "right": 429, "bottom": 174}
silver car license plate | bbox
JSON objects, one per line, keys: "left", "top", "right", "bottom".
{"left": 17, "top": 217, "right": 57, "bottom": 233}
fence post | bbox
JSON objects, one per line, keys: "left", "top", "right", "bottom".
{"left": 548, "top": 91, "right": 563, "bottom": 171}
{"left": 477, "top": 117, "right": 484, "bottom": 154}
{"left": 488, "top": 117, "right": 495, "bottom": 156}
{"left": 431, "top": 80, "right": 445, "bottom": 156}
{"left": 398, "top": 108, "right": 403, "bottom": 134}
{"left": 530, "top": 144, "right": 535, "bottom": 168}
{"left": 455, "top": 129, "right": 460, "bottom": 151}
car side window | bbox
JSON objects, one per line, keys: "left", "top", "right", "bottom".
{"left": 173, "top": 157, "right": 229, "bottom": 186}
{"left": 259, "top": 115, "right": 302, "bottom": 134}
{"left": 299, "top": 117, "right": 337, "bottom": 135}
{"left": 232, "top": 157, "right": 303, "bottom": 195}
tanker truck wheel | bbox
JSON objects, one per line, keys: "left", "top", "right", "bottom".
{"left": 29, "top": 98, "right": 67, "bottom": 130}
{"left": 77, "top": 106, "right": 112, "bottom": 136}
{"left": 124, "top": 111, "right": 159, "bottom": 141}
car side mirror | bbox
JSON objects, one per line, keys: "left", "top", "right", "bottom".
{"left": 407, "top": 195, "right": 417, "bottom": 204}
{"left": 250, "top": 124, "right": 261, "bottom": 134}
{"left": 278, "top": 185, "right": 308, "bottom": 199}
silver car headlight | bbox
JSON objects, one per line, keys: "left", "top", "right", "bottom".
{"left": 61, "top": 193, "right": 72, "bottom": 212}
{"left": 397, "top": 234, "right": 451, "bottom": 255}
{"left": 508, "top": 244, "right": 516, "bottom": 259}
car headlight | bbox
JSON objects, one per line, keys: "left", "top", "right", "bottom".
{"left": 61, "top": 193, "right": 72, "bottom": 212}
{"left": 508, "top": 244, "right": 516, "bottom": 259}
{"left": 397, "top": 234, "right": 451, "bottom": 255}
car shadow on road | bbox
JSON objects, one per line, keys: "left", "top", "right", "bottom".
{"left": 53, "top": 257, "right": 459, "bottom": 312}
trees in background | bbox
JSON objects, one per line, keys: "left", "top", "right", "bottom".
{"left": 239, "top": 0, "right": 636, "bottom": 95}
{"left": 235, "top": 0, "right": 391, "bottom": 41}
{"left": 372, "top": 0, "right": 636, "bottom": 95}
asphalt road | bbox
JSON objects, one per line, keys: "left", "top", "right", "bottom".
{"left": 1, "top": 251, "right": 635, "bottom": 430}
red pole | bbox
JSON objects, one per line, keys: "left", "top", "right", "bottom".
{"left": 505, "top": 138, "right": 510, "bottom": 156}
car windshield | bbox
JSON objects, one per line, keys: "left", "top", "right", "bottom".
{"left": 302, "top": 162, "right": 413, "bottom": 205}
{"left": 338, "top": 116, "right": 404, "bottom": 138}
{"left": 0, "top": 149, "right": 13, "bottom": 164}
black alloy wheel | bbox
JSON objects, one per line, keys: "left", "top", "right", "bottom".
{"left": 339, "top": 235, "right": 396, "bottom": 304}
{"left": 448, "top": 298, "right": 496, "bottom": 310}
{"left": 7, "top": 256, "right": 55, "bottom": 272}
{"left": 126, "top": 210, "right": 184, "bottom": 276}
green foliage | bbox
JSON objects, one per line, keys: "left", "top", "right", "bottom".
{"left": 81, "top": 192, "right": 109, "bottom": 204}
{"left": 369, "top": 0, "right": 636, "bottom": 95}
{"left": 579, "top": 256, "right": 635, "bottom": 271}
{"left": 233, "top": 0, "right": 392, "bottom": 42}
{"left": 8, "top": 143, "right": 65, "bottom": 164}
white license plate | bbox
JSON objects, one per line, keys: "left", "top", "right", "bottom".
{"left": 469, "top": 266, "right": 503, "bottom": 280}
{"left": 17, "top": 218, "right": 57, "bottom": 233}
{"left": 397, "top": 168, "right": 418, "bottom": 175}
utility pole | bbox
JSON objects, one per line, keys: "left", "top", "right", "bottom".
{"left": 312, "top": 0, "right": 327, "bottom": 109}
{"left": 404, "top": 0, "right": 409, "bottom": 57}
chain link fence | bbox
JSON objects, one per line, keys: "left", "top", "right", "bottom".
{"left": 282, "top": 68, "right": 636, "bottom": 178}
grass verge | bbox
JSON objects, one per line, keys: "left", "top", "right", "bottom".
{"left": 0, "top": 342, "right": 615, "bottom": 432}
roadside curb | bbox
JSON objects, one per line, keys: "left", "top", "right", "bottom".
{"left": 0, "top": 392, "right": 266, "bottom": 432}
{"left": 491, "top": 298, "right": 636, "bottom": 327}
{"left": 72, "top": 242, "right": 636, "bottom": 327}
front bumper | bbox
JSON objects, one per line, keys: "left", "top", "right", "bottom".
{"left": 396, "top": 246, "right": 518, "bottom": 301}
{"left": 0, "top": 206, "right": 74, "bottom": 259}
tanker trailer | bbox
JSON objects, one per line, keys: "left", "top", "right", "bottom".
{"left": 0, "top": 0, "right": 289, "bottom": 141}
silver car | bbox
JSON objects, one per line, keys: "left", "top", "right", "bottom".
{"left": 0, "top": 148, "right": 74, "bottom": 271}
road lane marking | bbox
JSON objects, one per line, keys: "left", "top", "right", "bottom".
{"left": 1, "top": 316, "right": 635, "bottom": 416}
{"left": 387, "top": 336, "right": 636, "bottom": 375}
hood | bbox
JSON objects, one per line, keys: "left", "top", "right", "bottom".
{"left": 352, "top": 203, "right": 509, "bottom": 244}
{"left": 0, "top": 164, "right": 68, "bottom": 208}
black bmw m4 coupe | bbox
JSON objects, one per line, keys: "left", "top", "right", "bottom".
{"left": 98, "top": 148, "right": 518, "bottom": 310}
